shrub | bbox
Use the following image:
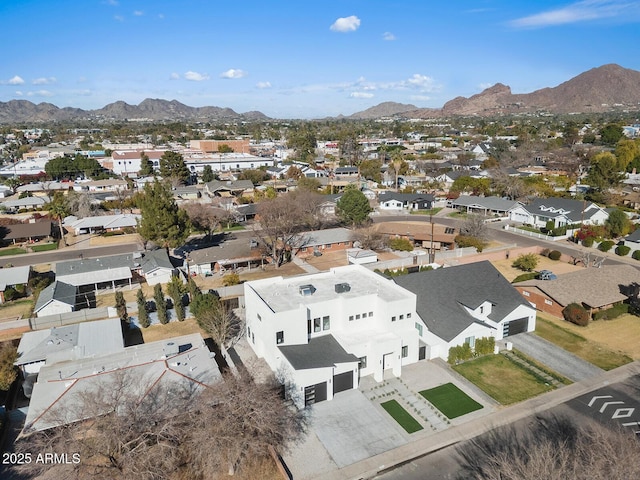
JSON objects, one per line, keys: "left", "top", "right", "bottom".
{"left": 136, "top": 288, "right": 150, "bottom": 328}
{"left": 455, "top": 235, "right": 486, "bottom": 252}
{"left": 222, "top": 272, "right": 241, "bottom": 286}
{"left": 512, "top": 272, "right": 538, "bottom": 283}
{"left": 448, "top": 342, "right": 473, "bottom": 364}
{"left": 512, "top": 253, "right": 539, "bottom": 272}
{"left": 389, "top": 237, "right": 414, "bottom": 251}
{"left": 615, "top": 245, "right": 631, "bottom": 256}
{"left": 3, "top": 287, "right": 18, "bottom": 302}
{"left": 632, "top": 250, "right": 640, "bottom": 261}
{"left": 598, "top": 240, "right": 615, "bottom": 252}
{"left": 551, "top": 226, "right": 567, "bottom": 236}
{"left": 593, "top": 303, "right": 629, "bottom": 321}
{"left": 582, "top": 237, "right": 594, "bottom": 247}
{"left": 540, "top": 248, "right": 551, "bottom": 257}
{"left": 562, "top": 303, "right": 590, "bottom": 327}
{"left": 548, "top": 250, "right": 562, "bottom": 261}
{"left": 474, "top": 337, "right": 496, "bottom": 356}
{"left": 154, "top": 284, "right": 168, "bottom": 325}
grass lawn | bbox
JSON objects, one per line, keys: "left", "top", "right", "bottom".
{"left": 0, "top": 298, "right": 34, "bottom": 320}
{"left": 139, "top": 318, "right": 209, "bottom": 344}
{"left": 410, "top": 207, "right": 443, "bottom": 216}
{"left": 419, "top": 383, "right": 483, "bottom": 419}
{"left": 535, "top": 316, "right": 633, "bottom": 369}
{"left": 31, "top": 242, "right": 58, "bottom": 252}
{"left": 380, "top": 399, "right": 423, "bottom": 433}
{"left": 0, "top": 247, "right": 27, "bottom": 256}
{"left": 453, "top": 354, "right": 554, "bottom": 405}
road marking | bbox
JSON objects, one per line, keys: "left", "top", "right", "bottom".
{"left": 612, "top": 408, "right": 635, "bottom": 419}
{"left": 587, "top": 395, "right": 612, "bottom": 407}
{"left": 600, "top": 401, "right": 625, "bottom": 413}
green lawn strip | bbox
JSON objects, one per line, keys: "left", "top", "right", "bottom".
{"left": 535, "top": 318, "right": 632, "bottom": 371}
{"left": 419, "top": 383, "right": 483, "bottom": 419}
{"left": 0, "top": 247, "right": 27, "bottom": 256}
{"left": 380, "top": 399, "right": 423, "bottom": 433}
{"left": 453, "top": 354, "right": 554, "bottom": 405}
{"left": 31, "top": 242, "right": 58, "bottom": 252}
{"left": 409, "top": 208, "right": 443, "bottom": 216}
{"left": 509, "top": 349, "right": 573, "bottom": 385}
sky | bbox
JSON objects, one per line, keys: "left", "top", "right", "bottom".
{"left": 1, "top": 0, "right": 640, "bottom": 119}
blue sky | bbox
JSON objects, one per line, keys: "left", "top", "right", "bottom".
{"left": 1, "top": 0, "right": 640, "bottom": 119}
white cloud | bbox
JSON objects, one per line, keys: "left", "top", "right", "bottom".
{"left": 405, "top": 74, "right": 437, "bottom": 90}
{"left": 220, "top": 69, "right": 247, "bottom": 79}
{"left": 15, "top": 91, "right": 23, "bottom": 96}
{"left": 383, "top": 32, "right": 396, "bottom": 41}
{"left": 350, "top": 92, "right": 374, "bottom": 99}
{"left": 330, "top": 15, "right": 361, "bottom": 32}
{"left": 105, "top": 0, "right": 119, "bottom": 5}
{"left": 170, "top": 72, "right": 180, "bottom": 80}
{"left": 256, "top": 81, "right": 272, "bottom": 89}
{"left": 184, "top": 71, "right": 210, "bottom": 81}
{"left": 509, "top": 0, "right": 640, "bottom": 28}
{"left": 8, "top": 75, "right": 25, "bottom": 85}
{"left": 114, "top": 15, "right": 124, "bottom": 22}
{"left": 32, "top": 77, "right": 56, "bottom": 85}
{"left": 27, "top": 90, "right": 54, "bottom": 97}
{"left": 133, "top": 10, "right": 143, "bottom": 16}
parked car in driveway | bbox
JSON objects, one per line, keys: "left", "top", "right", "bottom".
{"left": 538, "top": 270, "right": 557, "bottom": 280}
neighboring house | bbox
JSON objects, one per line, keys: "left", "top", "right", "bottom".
{"left": 378, "top": 192, "right": 435, "bottom": 211}
{"left": 2, "top": 221, "right": 53, "bottom": 244}
{"left": 317, "top": 194, "right": 342, "bottom": 217}
{"left": 514, "top": 265, "right": 640, "bottom": 318}
{"left": 623, "top": 229, "right": 640, "bottom": 251}
{"left": 0, "top": 196, "right": 49, "bottom": 212}
{"left": 346, "top": 248, "right": 378, "bottom": 265}
{"left": 33, "top": 281, "right": 77, "bottom": 318}
{"left": 15, "top": 318, "right": 124, "bottom": 397}
{"left": 188, "top": 238, "right": 264, "bottom": 275}
{"left": 66, "top": 214, "right": 140, "bottom": 235}
{"left": 394, "top": 261, "right": 537, "bottom": 361}
{"left": 374, "top": 221, "right": 457, "bottom": 251}
{"left": 204, "top": 180, "right": 255, "bottom": 198}
{"left": 0, "top": 265, "right": 31, "bottom": 303}
{"left": 55, "top": 253, "right": 139, "bottom": 291}
{"left": 82, "top": 179, "right": 128, "bottom": 192}
{"left": 450, "top": 195, "right": 520, "bottom": 217}
{"left": 509, "top": 198, "right": 609, "bottom": 228}
{"left": 334, "top": 166, "right": 359, "bottom": 176}
{"left": 244, "top": 265, "right": 421, "bottom": 407}
{"left": 108, "top": 150, "right": 166, "bottom": 176}
{"left": 184, "top": 152, "right": 271, "bottom": 174}
{"left": 22, "top": 333, "right": 221, "bottom": 433}
{"left": 294, "top": 227, "right": 354, "bottom": 258}
{"left": 234, "top": 203, "right": 259, "bottom": 222}
{"left": 172, "top": 185, "right": 201, "bottom": 201}
{"left": 139, "top": 249, "right": 178, "bottom": 286}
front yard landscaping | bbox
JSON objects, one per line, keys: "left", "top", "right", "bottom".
{"left": 453, "top": 354, "right": 555, "bottom": 405}
{"left": 535, "top": 316, "right": 634, "bottom": 367}
{"left": 0, "top": 247, "right": 26, "bottom": 256}
{"left": 380, "top": 399, "right": 423, "bottom": 433}
{"left": 31, "top": 242, "right": 58, "bottom": 252}
{"left": 419, "top": 383, "right": 482, "bottom": 419}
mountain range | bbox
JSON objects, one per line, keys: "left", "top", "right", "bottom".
{"left": 1, "top": 64, "right": 639, "bottom": 123}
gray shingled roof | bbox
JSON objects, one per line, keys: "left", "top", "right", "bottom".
{"left": 517, "top": 265, "right": 640, "bottom": 309}
{"left": 34, "top": 281, "right": 76, "bottom": 313}
{"left": 278, "top": 334, "right": 359, "bottom": 370}
{"left": 524, "top": 198, "right": 604, "bottom": 222}
{"left": 140, "top": 249, "right": 174, "bottom": 274}
{"left": 3, "top": 221, "right": 52, "bottom": 241}
{"left": 451, "top": 195, "right": 520, "bottom": 212}
{"left": 394, "top": 261, "right": 530, "bottom": 342}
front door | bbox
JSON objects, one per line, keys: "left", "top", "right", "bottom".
{"left": 383, "top": 353, "right": 393, "bottom": 370}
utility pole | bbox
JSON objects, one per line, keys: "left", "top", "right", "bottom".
{"left": 429, "top": 212, "right": 435, "bottom": 263}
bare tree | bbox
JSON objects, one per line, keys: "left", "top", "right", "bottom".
{"left": 352, "top": 226, "right": 388, "bottom": 250}
{"left": 183, "top": 202, "right": 232, "bottom": 236}
{"left": 456, "top": 414, "right": 640, "bottom": 480}
{"left": 460, "top": 214, "right": 489, "bottom": 241}
{"left": 191, "top": 292, "right": 243, "bottom": 348}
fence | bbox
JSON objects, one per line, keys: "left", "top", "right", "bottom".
{"left": 505, "top": 225, "right": 570, "bottom": 242}
{"left": 29, "top": 307, "right": 113, "bottom": 330}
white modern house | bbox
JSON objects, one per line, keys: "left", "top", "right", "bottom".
{"left": 245, "top": 261, "right": 536, "bottom": 407}
{"left": 509, "top": 198, "right": 608, "bottom": 228}
{"left": 244, "top": 265, "right": 420, "bottom": 407}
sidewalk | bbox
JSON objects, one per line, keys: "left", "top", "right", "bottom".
{"left": 311, "top": 360, "right": 640, "bottom": 480}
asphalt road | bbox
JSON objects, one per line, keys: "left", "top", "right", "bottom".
{"left": 0, "top": 242, "right": 142, "bottom": 267}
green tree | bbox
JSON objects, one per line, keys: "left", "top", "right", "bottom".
{"left": 191, "top": 292, "right": 238, "bottom": 348}
{"left": 336, "top": 186, "right": 372, "bottom": 226}
{"left": 136, "top": 288, "right": 150, "bottom": 328}
{"left": 154, "top": 283, "right": 168, "bottom": 325}
{"left": 139, "top": 152, "right": 154, "bottom": 177}
{"left": 201, "top": 165, "right": 215, "bottom": 183}
{"left": 586, "top": 152, "right": 624, "bottom": 191}
{"left": 137, "top": 180, "right": 190, "bottom": 249}
{"left": 297, "top": 176, "right": 321, "bottom": 192}
{"left": 47, "top": 192, "right": 69, "bottom": 246}
{"left": 599, "top": 123, "right": 624, "bottom": 146}
{"left": 167, "top": 276, "right": 185, "bottom": 322}
{"left": 512, "top": 253, "right": 539, "bottom": 272}
{"left": 238, "top": 168, "right": 269, "bottom": 185}
{"left": 606, "top": 208, "right": 632, "bottom": 238}
{"left": 115, "top": 290, "right": 128, "bottom": 323}
{"left": 359, "top": 159, "right": 383, "bottom": 183}
{"left": 159, "top": 151, "right": 190, "bottom": 185}
{"left": 217, "top": 144, "right": 234, "bottom": 153}
{"left": 0, "top": 343, "right": 18, "bottom": 391}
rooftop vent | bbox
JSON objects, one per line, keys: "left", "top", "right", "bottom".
{"left": 163, "top": 341, "right": 179, "bottom": 357}
{"left": 335, "top": 282, "right": 351, "bottom": 294}
{"left": 299, "top": 284, "right": 316, "bottom": 296}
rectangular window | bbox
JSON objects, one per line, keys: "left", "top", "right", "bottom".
{"left": 257, "top": 313, "right": 261, "bottom": 321}
{"left": 349, "top": 315, "right": 354, "bottom": 321}
{"left": 399, "top": 314, "right": 404, "bottom": 320}
{"left": 356, "top": 314, "right": 361, "bottom": 320}
{"left": 368, "top": 312, "right": 373, "bottom": 317}
{"left": 401, "top": 346, "right": 408, "bottom": 358}
{"left": 523, "top": 291, "right": 530, "bottom": 297}
{"left": 313, "top": 317, "right": 321, "bottom": 333}
{"left": 445, "top": 227, "right": 455, "bottom": 234}
{"left": 358, "top": 356, "right": 367, "bottom": 369}
{"left": 323, "top": 316, "right": 330, "bottom": 330}
{"left": 415, "top": 322, "right": 423, "bottom": 336}
{"left": 251, "top": 332, "right": 254, "bottom": 343}
{"left": 480, "top": 306, "right": 484, "bottom": 314}
{"left": 247, "top": 326, "right": 251, "bottom": 337}
{"left": 545, "top": 299, "right": 553, "bottom": 305}
{"left": 362, "top": 312, "right": 367, "bottom": 319}
{"left": 465, "top": 336, "right": 475, "bottom": 348}
{"left": 392, "top": 316, "right": 396, "bottom": 322}
{"left": 276, "top": 331, "right": 284, "bottom": 344}
{"left": 307, "top": 319, "right": 311, "bottom": 335}
{"left": 407, "top": 312, "right": 412, "bottom": 318}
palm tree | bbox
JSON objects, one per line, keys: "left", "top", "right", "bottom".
{"left": 48, "top": 192, "right": 69, "bottom": 246}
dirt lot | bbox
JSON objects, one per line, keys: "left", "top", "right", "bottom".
{"left": 540, "top": 311, "right": 640, "bottom": 360}
{"left": 492, "top": 255, "right": 583, "bottom": 282}
{"left": 139, "top": 318, "right": 209, "bottom": 344}
{"left": 305, "top": 249, "right": 401, "bottom": 272}
{"left": 89, "top": 233, "right": 143, "bottom": 247}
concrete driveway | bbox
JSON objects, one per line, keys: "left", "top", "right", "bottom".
{"left": 508, "top": 332, "right": 604, "bottom": 382}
